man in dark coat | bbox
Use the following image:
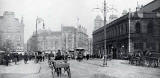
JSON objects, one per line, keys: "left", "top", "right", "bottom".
{"left": 23, "top": 53, "right": 28, "bottom": 64}
{"left": 55, "top": 50, "right": 63, "bottom": 60}
{"left": 86, "top": 54, "right": 89, "bottom": 60}
{"left": 4, "top": 53, "right": 10, "bottom": 66}
{"left": 54, "top": 50, "right": 63, "bottom": 77}
{"left": 14, "top": 53, "right": 19, "bottom": 65}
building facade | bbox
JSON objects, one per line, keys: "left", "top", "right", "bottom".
{"left": 61, "top": 26, "right": 76, "bottom": 52}
{"left": 93, "top": 0, "right": 160, "bottom": 59}
{"left": 94, "top": 15, "right": 104, "bottom": 31}
{"left": 109, "top": 14, "right": 118, "bottom": 23}
{"left": 27, "top": 30, "right": 62, "bottom": 54}
{"left": 28, "top": 25, "right": 89, "bottom": 55}
{"left": 76, "top": 25, "right": 89, "bottom": 52}
{"left": 88, "top": 38, "right": 93, "bottom": 55}
{"left": 0, "top": 11, "right": 24, "bottom": 53}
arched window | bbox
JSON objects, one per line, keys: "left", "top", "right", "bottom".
{"left": 147, "top": 21, "right": 153, "bottom": 34}
{"left": 135, "top": 22, "right": 141, "bottom": 33}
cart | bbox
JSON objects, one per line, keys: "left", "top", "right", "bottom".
{"left": 50, "top": 60, "right": 71, "bottom": 78}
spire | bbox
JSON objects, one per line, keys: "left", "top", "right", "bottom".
{"left": 136, "top": 1, "right": 141, "bottom": 11}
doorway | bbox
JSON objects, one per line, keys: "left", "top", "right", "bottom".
{"left": 112, "top": 48, "right": 117, "bottom": 59}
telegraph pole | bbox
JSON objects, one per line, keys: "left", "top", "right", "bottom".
{"left": 93, "top": 0, "right": 116, "bottom": 66}
{"left": 103, "top": 0, "right": 107, "bottom": 66}
{"left": 128, "top": 9, "right": 131, "bottom": 53}
{"left": 104, "top": 0, "right": 107, "bottom": 25}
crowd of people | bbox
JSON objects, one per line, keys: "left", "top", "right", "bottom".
{"left": 0, "top": 50, "right": 93, "bottom": 66}
{"left": 0, "top": 52, "right": 47, "bottom": 66}
{"left": 0, "top": 53, "right": 28, "bottom": 66}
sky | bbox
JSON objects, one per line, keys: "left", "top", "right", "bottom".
{"left": 0, "top": 0, "right": 153, "bottom": 43}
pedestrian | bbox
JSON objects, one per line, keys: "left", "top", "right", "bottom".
{"left": 14, "top": 53, "right": 18, "bottom": 65}
{"left": 86, "top": 54, "right": 89, "bottom": 60}
{"left": 29, "top": 54, "right": 32, "bottom": 60}
{"left": 23, "top": 53, "right": 28, "bottom": 64}
{"left": 4, "top": 53, "right": 10, "bottom": 66}
{"left": 9, "top": 53, "right": 14, "bottom": 62}
{"left": 42, "top": 54, "right": 45, "bottom": 61}
{"left": 35, "top": 53, "right": 38, "bottom": 63}
{"left": 48, "top": 53, "right": 51, "bottom": 60}
{"left": 37, "top": 54, "right": 39, "bottom": 63}
{"left": 103, "top": 55, "right": 107, "bottom": 66}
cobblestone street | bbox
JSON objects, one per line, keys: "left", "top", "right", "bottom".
{"left": 82, "top": 59, "right": 160, "bottom": 78}
{"left": 1, "top": 59, "right": 160, "bottom": 78}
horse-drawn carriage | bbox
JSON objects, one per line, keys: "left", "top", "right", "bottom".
{"left": 129, "top": 50, "right": 160, "bottom": 67}
{"left": 49, "top": 58, "right": 71, "bottom": 78}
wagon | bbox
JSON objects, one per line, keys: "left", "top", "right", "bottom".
{"left": 50, "top": 60, "right": 71, "bottom": 78}
{"left": 129, "top": 51, "right": 160, "bottom": 67}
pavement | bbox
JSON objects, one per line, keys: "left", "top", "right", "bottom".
{"left": 0, "top": 60, "right": 41, "bottom": 78}
{"left": 0, "top": 60, "right": 41, "bottom": 74}
{"left": 82, "top": 59, "right": 160, "bottom": 78}
{"left": 0, "top": 59, "right": 160, "bottom": 78}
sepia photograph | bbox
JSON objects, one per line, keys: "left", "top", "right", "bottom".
{"left": 0, "top": 0, "right": 160, "bottom": 78}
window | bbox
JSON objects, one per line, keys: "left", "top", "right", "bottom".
{"left": 123, "top": 23, "right": 126, "bottom": 34}
{"left": 119, "top": 25, "right": 121, "bottom": 35}
{"left": 115, "top": 27, "right": 117, "bottom": 36}
{"left": 126, "top": 23, "right": 128, "bottom": 33}
{"left": 121, "top": 24, "right": 123, "bottom": 34}
{"left": 159, "top": 43, "right": 160, "bottom": 52}
{"left": 135, "top": 22, "right": 141, "bottom": 33}
{"left": 146, "top": 42, "right": 156, "bottom": 50}
{"left": 147, "top": 21, "right": 153, "bottom": 34}
{"left": 134, "top": 43, "right": 143, "bottom": 49}
{"left": 113, "top": 28, "right": 115, "bottom": 37}
{"left": 159, "top": 26, "right": 160, "bottom": 35}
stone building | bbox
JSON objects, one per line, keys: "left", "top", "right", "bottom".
{"left": 28, "top": 25, "right": 89, "bottom": 55}
{"left": 27, "top": 34, "right": 37, "bottom": 52}
{"left": 88, "top": 38, "right": 93, "bottom": 55}
{"left": 139, "top": 0, "right": 160, "bottom": 12}
{"left": 109, "top": 14, "right": 118, "bottom": 23}
{"left": 61, "top": 25, "right": 89, "bottom": 52}
{"left": 61, "top": 26, "right": 76, "bottom": 52}
{"left": 76, "top": 25, "right": 89, "bottom": 52}
{"left": 94, "top": 15, "right": 104, "bottom": 31}
{"left": 93, "top": 0, "right": 160, "bottom": 59}
{"left": 27, "top": 30, "right": 62, "bottom": 54}
{"left": 0, "top": 11, "right": 24, "bottom": 53}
